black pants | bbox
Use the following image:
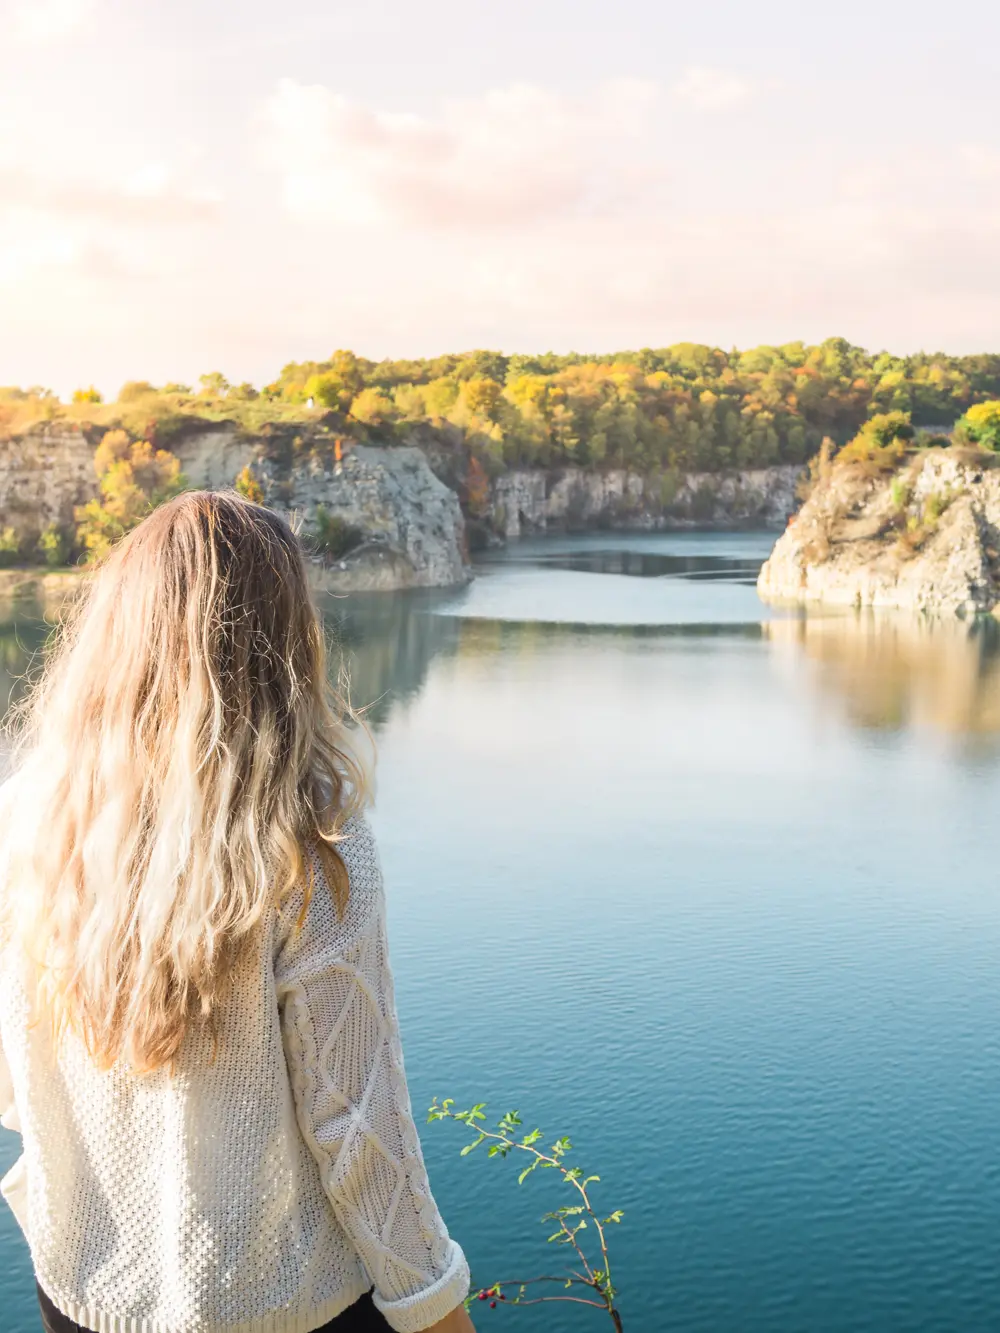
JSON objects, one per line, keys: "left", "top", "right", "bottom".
{"left": 37, "top": 1282, "right": 393, "bottom": 1332}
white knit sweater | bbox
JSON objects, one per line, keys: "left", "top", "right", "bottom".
{"left": 0, "top": 816, "right": 469, "bottom": 1333}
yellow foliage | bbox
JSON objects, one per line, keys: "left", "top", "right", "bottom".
{"left": 76, "top": 430, "right": 185, "bottom": 563}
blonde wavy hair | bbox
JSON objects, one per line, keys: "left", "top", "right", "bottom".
{"left": 0, "top": 490, "right": 367, "bottom": 1073}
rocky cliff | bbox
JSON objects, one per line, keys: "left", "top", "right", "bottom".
{"left": 0, "top": 425, "right": 98, "bottom": 540}
{"left": 0, "top": 422, "right": 801, "bottom": 593}
{"left": 488, "top": 464, "right": 801, "bottom": 538}
{"left": 0, "top": 424, "right": 471, "bottom": 592}
{"left": 758, "top": 450, "right": 1000, "bottom": 615}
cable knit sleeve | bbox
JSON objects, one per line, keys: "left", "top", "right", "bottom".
{"left": 274, "top": 817, "right": 469, "bottom": 1333}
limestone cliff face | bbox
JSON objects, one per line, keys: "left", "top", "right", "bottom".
{"left": 174, "top": 429, "right": 470, "bottom": 590}
{"left": 758, "top": 451, "right": 1000, "bottom": 615}
{"left": 0, "top": 425, "right": 97, "bottom": 540}
{"left": 0, "top": 425, "right": 470, "bottom": 591}
{"left": 488, "top": 464, "right": 801, "bottom": 537}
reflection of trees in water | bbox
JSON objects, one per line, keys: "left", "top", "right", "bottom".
{"left": 319, "top": 592, "right": 765, "bottom": 730}
{"left": 765, "top": 613, "right": 1000, "bottom": 744}
{"left": 320, "top": 591, "right": 463, "bottom": 729}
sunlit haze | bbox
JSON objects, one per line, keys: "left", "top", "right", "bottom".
{"left": 2, "top": 0, "right": 999, "bottom": 395}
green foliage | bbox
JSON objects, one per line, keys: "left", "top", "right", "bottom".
{"left": 37, "top": 524, "right": 70, "bottom": 568}
{"left": 350, "top": 387, "right": 396, "bottom": 425}
{"left": 429, "top": 1099, "right": 624, "bottom": 1328}
{"left": 75, "top": 429, "right": 186, "bottom": 563}
{"left": 0, "top": 526, "right": 21, "bottom": 567}
{"left": 956, "top": 400, "right": 1000, "bottom": 451}
{"left": 890, "top": 476, "right": 913, "bottom": 512}
{"left": 72, "top": 386, "right": 103, "bottom": 405}
{"left": 198, "top": 372, "right": 230, "bottom": 398}
{"left": 310, "top": 506, "right": 362, "bottom": 560}
{"left": 10, "top": 341, "right": 1000, "bottom": 480}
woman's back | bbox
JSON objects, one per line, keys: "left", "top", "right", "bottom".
{"left": 0, "top": 493, "right": 470, "bottom": 1333}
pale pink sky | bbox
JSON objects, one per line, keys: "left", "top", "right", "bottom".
{"left": 2, "top": 0, "right": 999, "bottom": 396}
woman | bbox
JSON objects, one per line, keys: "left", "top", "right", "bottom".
{"left": 0, "top": 492, "right": 475, "bottom": 1333}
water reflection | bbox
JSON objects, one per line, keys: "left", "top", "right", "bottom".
{"left": 766, "top": 613, "right": 1000, "bottom": 744}
{"left": 493, "top": 548, "right": 763, "bottom": 584}
{"left": 4, "top": 565, "right": 1000, "bottom": 751}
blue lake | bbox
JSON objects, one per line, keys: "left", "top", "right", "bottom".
{"left": 3, "top": 530, "right": 1000, "bottom": 1331}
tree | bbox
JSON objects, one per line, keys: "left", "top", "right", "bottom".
{"left": 75, "top": 430, "right": 186, "bottom": 562}
{"left": 305, "top": 373, "right": 348, "bottom": 410}
{"left": 350, "top": 388, "right": 396, "bottom": 425}
{"left": 956, "top": 400, "right": 1000, "bottom": 451}
{"left": 198, "top": 372, "right": 230, "bottom": 398}
{"left": 72, "top": 386, "right": 103, "bottom": 405}
{"left": 460, "top": 377, "right": 503, "bottom": 422}
{"left": 117, "top": 381, "right": 157, "bottom": 403}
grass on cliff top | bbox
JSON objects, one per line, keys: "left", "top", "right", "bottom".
{"left": 0, "top": 389, "right": 329, "bottom": 443}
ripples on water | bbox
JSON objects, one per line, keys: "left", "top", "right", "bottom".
{"left": 2, "top": 531, "right": 999, "bottom": 1331}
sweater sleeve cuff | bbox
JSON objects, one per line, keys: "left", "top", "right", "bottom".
{"left": 372, "top": 1240, "right": 471, "bottom": 1333}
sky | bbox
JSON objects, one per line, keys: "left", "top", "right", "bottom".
{"left": 2, "top": 0, "right": 1000, "bottom": 395}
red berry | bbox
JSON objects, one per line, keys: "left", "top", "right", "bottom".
{"left": 490, "top": 1300, "right": 497, "bottom": 1308}
{"left": 477, "top": 1291, "right": 487, "bottom": 1301}
{"left": 499, "top": 1294, "right": 506, "bottom": 1301}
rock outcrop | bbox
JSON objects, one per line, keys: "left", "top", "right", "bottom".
{"left": 489, "top": 464, "right": 800, "bottom": 537}
{"left": 758, "top": 450, "right": 1000, "bottom": 615}
{"left": 0, "top": 425, "right": 470, "bottom": 592}
{"left": 0, "top": 425, "right": 98, "bottom": 541}
{"left": 174, "top": 429, "right": 470, "bottom": 591}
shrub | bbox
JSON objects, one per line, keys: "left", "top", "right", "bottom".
{"left": 234, "top": 465, "right": 264, "bottom": 505}
{"left": 350, "top": 388, "right": 397, "bottom": 425}
{"left": 72, "top": 387, "right": 103, "bottom": 405}
{"left": 955, "top": 400, "right": 1000, "bottom": 452}
{"left": 310, "top": 506, "right": 362, "bottom": 560}
{"left": 37, "top": 524, "right": 70, "bottom": 568}
{"left": 429, "top": 1100, "right": 625, "bottom": 1329}
{"left": 836, "top": 412, "right": 913, "bottom": 474}
{"left": 0, "top": 527, "right": 21, "bottom": 567}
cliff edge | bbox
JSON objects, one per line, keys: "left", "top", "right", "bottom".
{"left": 758, "top": 449, "right": 1000, "bottom": 616}
{"left": 0, "top": 424, "right": 470, "bottom": 593}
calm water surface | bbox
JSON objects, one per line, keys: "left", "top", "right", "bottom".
{"left": 2, "top": 530, "right": 999, "bottom": 1331}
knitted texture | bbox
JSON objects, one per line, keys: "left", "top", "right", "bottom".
{"left": 0, "top": 816, "right": 469, "bottom": 1333}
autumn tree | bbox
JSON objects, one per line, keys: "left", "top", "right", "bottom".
{"left": 198, "top": 372, "right": 230, "bottom": 398}
{"left": 75, "top": 430, "right": 186, "bottom": 562}
{"left": 350, "top": 388, "right": 397, "bottom": 425}
{"left": 235, "top": 465, "right": 264, "bottom": 504}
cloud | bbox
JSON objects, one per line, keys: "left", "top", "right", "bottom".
{"left": 9, "top": 0, "right": 94, "bottom": 42}
{"left": 0, "top": 164, "right": 222, "bottom": 225}
{"left": 0, "top": 158, "right": 223, "bottom": 290}
{"left": 672, "top": 65, "right": 755, "bottom": 112}
{"left": 256, "top": 78, "right": 665, "bottom": 229}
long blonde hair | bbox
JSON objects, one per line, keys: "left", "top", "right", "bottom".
{"left": 1, "top": 490, "right": 366, "bottom": 1072}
